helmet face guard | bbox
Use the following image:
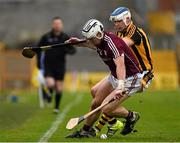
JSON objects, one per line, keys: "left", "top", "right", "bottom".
{"left": 82, "top": 19, "right": 104, "bottom": 39}
{"left": 109, "top": 7, "right": 131, "bottom": 26}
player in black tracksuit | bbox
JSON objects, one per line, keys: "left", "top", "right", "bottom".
{"left": 37, "top": 17, "right": 76, "bottom": 113}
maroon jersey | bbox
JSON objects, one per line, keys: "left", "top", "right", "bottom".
{"left": 96, "top": 32, "right": 140, "bottom": 78}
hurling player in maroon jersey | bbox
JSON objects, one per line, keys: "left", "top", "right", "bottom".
{"left": 66, "top": 19, "right": 147, "bottom": 138}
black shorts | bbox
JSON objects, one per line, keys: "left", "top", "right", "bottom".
{"left": 44, "top": 65, "right": 65, "bottom": 81}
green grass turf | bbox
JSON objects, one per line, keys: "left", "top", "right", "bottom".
{"left": 0, "top": 90, "right": 180, "bottom": 142}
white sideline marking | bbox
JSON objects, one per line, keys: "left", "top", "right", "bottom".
{"left": 38, "top": 94, "right": 83, "bottom": 142}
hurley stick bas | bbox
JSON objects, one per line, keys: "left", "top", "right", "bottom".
{"left": 66, "top": 98, "right": 115, "bottom": 130}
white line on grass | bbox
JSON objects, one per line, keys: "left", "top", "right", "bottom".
{"left": 38, "top": 94, "right": 84, "bottom": 142}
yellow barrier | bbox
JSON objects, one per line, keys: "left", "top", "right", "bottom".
{"left": 0, "top": 50, "right": 178, "bottom": 91}
{"left": 151, "top": 50, "right": 179, "bottom": 90}
{"left": 153, "top": 50, "right": 177, "bottom": 72}
{"left": 64, "top": 72, "right": 108, "bottom": 92}
{"left": 152, "top": 72, "right": 178, "bottom": 90}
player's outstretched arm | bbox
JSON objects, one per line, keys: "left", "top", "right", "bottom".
{"left": 66, "top": 37, "right": 96, "bottom": 50}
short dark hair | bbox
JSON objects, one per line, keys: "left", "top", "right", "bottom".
{"left": 52, "top": 16, "right": 61, "bottom": 21}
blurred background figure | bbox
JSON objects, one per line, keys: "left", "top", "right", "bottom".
{"left": 36, "top": 17, "right": 76, "bottom": 113}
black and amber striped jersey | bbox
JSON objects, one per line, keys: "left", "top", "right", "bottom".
{"left": 117, "top": 22, "right": 153, "bottom": 71}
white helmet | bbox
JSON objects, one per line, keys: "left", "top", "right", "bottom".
{"left": 82, "top": 19, "right": 104, "bottom": 39}
{"left": 109, "top": 7, "right": 131, "bottom": 26}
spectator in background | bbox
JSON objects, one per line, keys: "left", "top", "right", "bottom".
{"left": 36, "top": 17, "right": 76, "bottom": 113}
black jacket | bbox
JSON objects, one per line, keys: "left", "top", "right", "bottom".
{"left": 37, "top": 31, "right": 76, "bottom": 69}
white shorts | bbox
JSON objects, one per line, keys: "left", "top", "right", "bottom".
{"left": 108, "top": 71, "right": 152, "bottom": 96}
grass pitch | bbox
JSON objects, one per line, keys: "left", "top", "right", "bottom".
{"left": 0, "top": 90, "right": 180, "bottom": 142}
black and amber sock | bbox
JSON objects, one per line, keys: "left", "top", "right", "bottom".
{"left": 108, "top": 117, "right": 117, "bottom": 126}
{"left": 95, "top": 114, "right": 114, "bottom": 131}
